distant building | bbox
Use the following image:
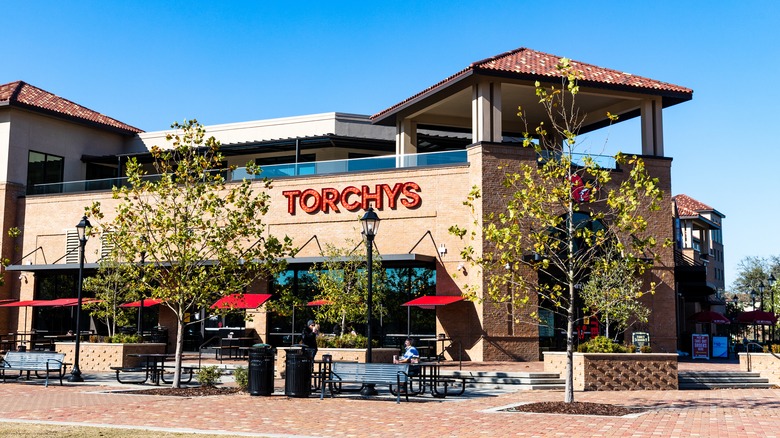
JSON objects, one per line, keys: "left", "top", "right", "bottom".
{"left": 673, "top": 194, "right": 726, "bottom": 351}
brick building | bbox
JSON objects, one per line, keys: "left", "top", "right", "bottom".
{"left": 0, "top": 47, "right": 692, "bottom": 361}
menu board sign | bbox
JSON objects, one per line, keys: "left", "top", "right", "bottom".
{"left": 692, "top": 334, "right": 710, "bottom": 360}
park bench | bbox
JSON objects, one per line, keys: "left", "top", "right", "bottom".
{"left": 320, "top": 362, "right": 410, "bottom": 403}
{"left": 0, "top": 351, "right": 69, "bottom": 387}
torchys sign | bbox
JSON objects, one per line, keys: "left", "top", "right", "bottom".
{"left": 283, "top": 182, "right": 421, "bottom": 215}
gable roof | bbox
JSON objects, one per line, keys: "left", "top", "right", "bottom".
{"left": 0, "top": 81, "right": 143, "bottom": 134}
{"left": 673, "top": 194, "right": 724, "bottom": 218}
{"left": 371, "top": 47, "right": 693, "bottom": 122}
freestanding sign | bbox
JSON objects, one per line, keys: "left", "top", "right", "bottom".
{"left": 692, "top": 334, "right": 710, "bottom": 359}
{"left": 632, "top": 332, "right": 650, "bottom": 349}
{"left": 712, "top": 336, "right": 729, "bottom": 358}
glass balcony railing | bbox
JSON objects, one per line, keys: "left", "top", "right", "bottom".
{"left": 537, "top": 150, "right": 617, "bottom": 169}
{"left": 31, "top": 150, "right": 469, "bottom": 195}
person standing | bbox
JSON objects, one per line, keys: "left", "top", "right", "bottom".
{"left": 301, "top": 320, "right": 318, "bottom": 359}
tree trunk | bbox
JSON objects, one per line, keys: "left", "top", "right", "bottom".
{"left": 171, "top": 316, "right": 185, "bottom": 388}
{"left": 565, "top": 284, "right": 575, "bottom": 403}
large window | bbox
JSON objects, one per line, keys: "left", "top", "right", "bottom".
{"left": 27, "top": 151, "right": 64, "bottom": 194}
{"left": 265, "top": 265, "right": 436, "bottom": 348}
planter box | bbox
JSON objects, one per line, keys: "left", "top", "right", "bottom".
{"left": 739, "top": 353, "right": 780, "bottom": 385}
{"left": 544, "top": 351, "right": 678, "bottom": 391}
{"left": 274, "top": 347, "right": 397, "bottom": 378}
{"left": 55, "top": 342, "right": 167, "bottom": 372}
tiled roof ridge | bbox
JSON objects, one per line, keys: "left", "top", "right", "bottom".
{"left": 0, "top": 80, "right": 143, "bottom": 134}
{"left": 674, "top": 193, "right": 715, "bottom": 213}
{"left": 473, "top": 48, "right": 693, "bottom": 94}
{"left": 371, "top": 47, "right": 692, "bottom": 121}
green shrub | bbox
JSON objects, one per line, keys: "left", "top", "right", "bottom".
{"left": 233, "top": 366, "right": 248, "bottom": 391}
{"left": 577, "top": 336, "right": 627, "bottom": 353}
{"left": 109, "top": 333, "right": 141, "bottom": 344}
{"left": 317, "top": 333, "right": 378, "bottom": 349}
{"left": 624, "top": 343, "right": 637, "bottom": 353}
{"left": 639, "top": 345, "right": 652, "bottom": 353}
{"left": 197, "top": 365, "right": 222, "bottom": 387}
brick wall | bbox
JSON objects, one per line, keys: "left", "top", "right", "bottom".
{"left": 544, "top": 351, "right": 678, "bottom": 390}
{"left": 55, "top": 342, "right": 166, "bottom": 372}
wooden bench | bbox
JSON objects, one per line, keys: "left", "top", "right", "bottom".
{"left": 321, "top": 362, "right": 410, "bottom": 403}
{"left": 0, "top": 351, "right": 68, "bottom": 387}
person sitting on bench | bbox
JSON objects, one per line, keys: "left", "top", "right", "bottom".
{"left": 394, "top": 338, "right": 419, "bottom": 363}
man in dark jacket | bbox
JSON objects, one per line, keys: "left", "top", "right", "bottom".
{"left": 301, "top": 320, "right": 318, "bottom": 358}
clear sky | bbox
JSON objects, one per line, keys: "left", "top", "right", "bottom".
{"left": 4, "top": 1, "right": 778, "bottom": 288}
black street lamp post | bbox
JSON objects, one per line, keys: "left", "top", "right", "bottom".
{"left": 359, "top": 207, "right": 380, "bottom": 397}
{"left": 769, "top": 274, "right": 776, "bottom": 342}
{"left": 137, "top": 248, "right": 146, "bottom": 337}
{"left": 68, "top": 215, "right": 91, "bottom": 383}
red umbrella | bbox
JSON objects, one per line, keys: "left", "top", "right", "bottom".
{"left": 307, "top": 299, "right": 333, "bottom": 306}
{"left": 688, "top": 310, "right": 731, "bottom": 324}
{"left": 119, "top": 299, "right": 164, "bottom": 308}
{"left": 736, "top": 310, "right": 778, "bottom": 325}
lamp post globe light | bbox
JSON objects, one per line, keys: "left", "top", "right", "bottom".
{"left": 68, "top": 215, "right": 91, "bottom": 383}
{"left": 359, "top": 207, "right": 380, "bottom": 397}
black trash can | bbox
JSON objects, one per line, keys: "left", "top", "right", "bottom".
{"left": 284, "top": 347, "right": 312, "bottom": 397}
{"left": 248, "top": 345, "right": 275, "bottom": 396}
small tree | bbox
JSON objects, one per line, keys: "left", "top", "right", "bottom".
{"left": 309, "top": 239, "right": 386, "bottom": 337}
{"left": 82, "top": 257, "right": 136, "bottom": 337}
{"left": 90, "top": 119, "right": 294, "bottom": 387}
{"left": 581, "top": 246, "right": 651, "bottom": 340}
{"left": 451, "top": 59, "right": 663, "bottom": 403}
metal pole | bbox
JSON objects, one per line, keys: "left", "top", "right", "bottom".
{"left": 137, "top": 251, "right": 145, "bottom": 337}
{"left": 68, "top": 235, "right": 86, "bottom": 382}
{"left": 366, "top": 234, "right": 374, "bottom": 363}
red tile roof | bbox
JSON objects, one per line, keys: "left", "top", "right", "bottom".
{"left": 371, "top": 47, "right": 693, "bottom": 121}
{"left": 673, "top": 194, "right": 715, "bottom": 217}
{"left": 0, "top": 81, "right": 142, "bottom": 134}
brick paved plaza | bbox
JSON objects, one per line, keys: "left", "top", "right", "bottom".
{"left": 0, "top": 361, "right": 777, "bottom": 438}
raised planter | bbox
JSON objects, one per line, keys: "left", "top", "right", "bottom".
{"left": 274, "top": 347, "right": 397, "bottom": 378}
{"left": 739, "top": 352, "right": 780, "bottom": 385}
{"left": 55, "top": 342, "right": 167, "bottom": 372}
{"left": 544, "top": 351, "right": 678, "bottom": 391}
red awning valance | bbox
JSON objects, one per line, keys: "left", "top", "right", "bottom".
{"left": 211, "top": 293, "right": 272, "bottom": 310}
{"left": 119, "top": 298, "right": 165, "bottom": 308}
{"left": 402, "top": 296, "right": 463, "bottom": 309}
{"left": 0, "top": 298, "right": 100, "bottom": 307}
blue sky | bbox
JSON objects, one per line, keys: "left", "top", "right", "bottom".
{"left": 5, "top": 1, "right": 778, "bottom": 287}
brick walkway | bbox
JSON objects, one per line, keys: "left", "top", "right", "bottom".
{"left": 0, "top": 359, "right": 776, "bottom": 437}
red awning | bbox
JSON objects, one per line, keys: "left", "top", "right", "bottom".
{"left": 0, "top": 300, "right": 46, "bottom": 307}
{"left": 307, "top": 299, "right": 333, "bottom": 306}
{"left": 119, "top": 299, "right": 165, "bottom": 308}
{"left": 402, "top": 296, "right": 463, "bottom": 309}
{"left": 0, "top": 298, "right": 101, "bottom": 307}
{"left": 211, "top": 293, "right": 272, "bottom": 310}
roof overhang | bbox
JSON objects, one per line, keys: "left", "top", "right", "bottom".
{"left": 285, "top": 253, "right": 436, "bottom": 269}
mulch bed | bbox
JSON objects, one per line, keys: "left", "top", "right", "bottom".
{"left": 506, "top": 401, "right": 644, "bottom": 416}
{"left": 128, "top": 387, "right": 242, "bottom": 397}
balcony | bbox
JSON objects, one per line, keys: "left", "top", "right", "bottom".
{"left": 30, "top": 150, "right": 469, "bottom": 195}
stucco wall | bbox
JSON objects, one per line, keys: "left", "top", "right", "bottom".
{"left": 739, "top": 353, "right": 780, "bottom": 385}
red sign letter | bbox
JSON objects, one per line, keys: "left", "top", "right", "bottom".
{"left": 283, "top": 190, "right": 301, "bottom": 214}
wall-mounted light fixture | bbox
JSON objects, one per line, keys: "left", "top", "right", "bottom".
{"left": 438, "top": 243, "right": 447, "bottom": 257}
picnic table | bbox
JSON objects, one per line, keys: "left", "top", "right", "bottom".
{"left": 112, "top": 353, "right": 194, "bottom": 385}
